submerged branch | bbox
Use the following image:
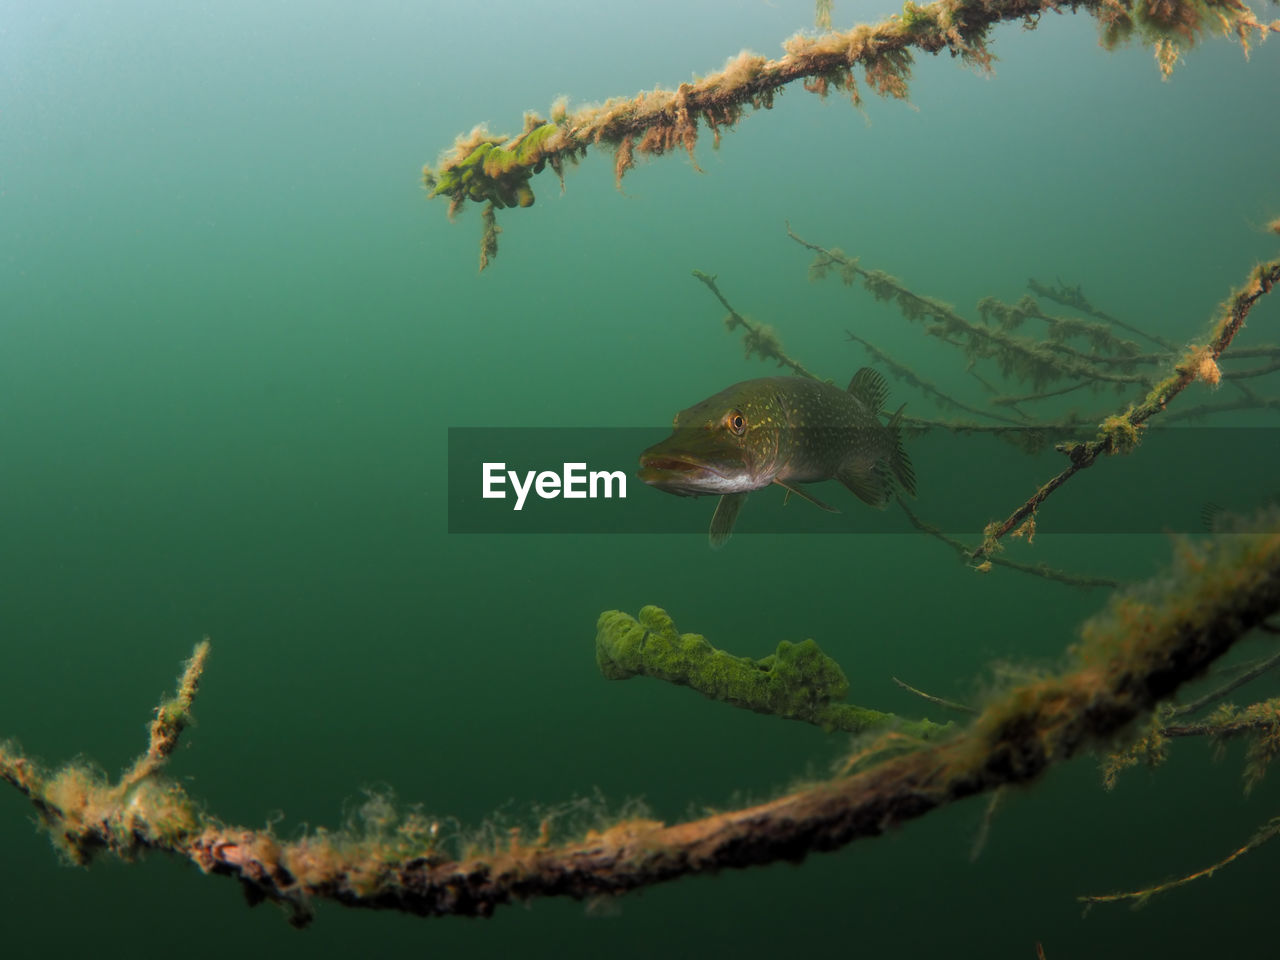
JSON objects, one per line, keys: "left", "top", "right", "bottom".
{"left": 691, "top": 270, "right": 820, "bottom": 378}
{"left": 1162, "top": 393, "right": 1280, "bottom": 423}
{"left": 596, "top": 606, "right": 950, "bottom": 738}
{"left": 846, "top": 331, "right": 1028, "bottom": 425}
{"left": 1027, "top": 277, "right": 1177, "bottom": 351}
{"left": 1100, "top": 622, "right": 1280, "bottom": 800}
{"left": 425, "top": 0, "right": 1274, "bottom": 267}
{"left": 991, "top": 379, "right": 1094, "bottom": 407}
{"left": 792, "top": 227, "right": 1154, "bottom": 391}
{"left": 1171, "top": 649, "right": 1280, "bottom": 718}
{"left": 895, "top": 495, "right": 1123, "bottom": 588}
{"left": 970, "top": 257, "right": 1280, "bottom": 564}
{"left": 1158, "top": 696, "right": 1280, "bottom": 743}
{"left": 892, "top": 677, "right": 979, "bottom": 715}
{"left": 1081, "top": 816, "right": 1280, "bottom": 909}
{"left": 5, "top": 524, "right": 1280, "bottom": 923}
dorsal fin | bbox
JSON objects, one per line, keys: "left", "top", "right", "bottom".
{"left": 847, "top": 367, "right": 888, "bottom": 414}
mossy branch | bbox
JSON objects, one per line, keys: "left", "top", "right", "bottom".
{"left": 123, "top": 638, "right": 209, "bottom": 790}
{"left": 4, "top": 523, "right": 1280, "bottom": 923}
{"left": 793, "top": 227, "right": 1157, "bottom": 392}
{"left": 846, "top": 330, "right": 1030, "bottom": 425}
{"left": 596, "top": 605, "right": 950, "bottom": 739}
{"left": 1027, "top": 277, "right": 1177, "bottom": 351}
{"left": 970, "top": 255, "right": 1280, "bottom": 565}
{"left": 690, "top": 259, "right": 1124, "bottom": 588}
{"left": 1, "top": 641, "right": 212, "bottom": 872}
{"left": 691, "top": 270, "right": 820, "bottom": 378}
{"left": 1102, "top": 648, "right": 1280, "bottom": 792}
{"left": 693, "top": 250, "right": 1100, "bottom": 448}
{"left": 424, "top": 0, "right": 1275, "bottom": 268}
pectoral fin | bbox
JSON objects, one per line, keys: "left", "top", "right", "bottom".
{"left": 772, "top": 479, "right": 839, "bottom": 513}
{"left": 709, "top": 493, "right": 748, "bottom": 549}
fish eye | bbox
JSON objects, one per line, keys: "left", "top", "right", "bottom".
{"left": 726, "top": 410, "right": 746, "bottom": 436}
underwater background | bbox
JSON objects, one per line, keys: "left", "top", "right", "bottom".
{"left": 3, "top": 0, "right": 1280, "bottom": 956}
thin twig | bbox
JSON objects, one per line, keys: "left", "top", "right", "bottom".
{"left": 895, "top": 496, "right": 1122, "bottom": 588}
{"left": 847, "top": 331, "right": 1028, "bottom": 424}
{"left": 970, "top": 787, "right": 1004, "bottom": 862}
{"left": 1027, "top": 277, "right": 1177, "bottom": 351}
{"left": 1162, "top": 394, "right": 1280, "bottom": 424}
{"left": 691, "top": 270, "right": 820, "bottom": 380}
{"left": 1171, "top": 649, "right": 1280, "bottom": 717}
{"left": 992, "top": 380, "right": 1093, "bottom": 406}
{"left": 1080, "top": 817, "right": 1280, "bottom": 908}
{"left": 892, "top": 676, "right": 978, "bottom": 715}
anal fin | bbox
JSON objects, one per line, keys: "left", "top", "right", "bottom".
{"left": 836, "top": 462, "right": 892, "bottom": 508}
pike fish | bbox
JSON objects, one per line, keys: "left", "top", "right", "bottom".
{"left": 638, "top": 368, "right": 916, "bottom": 547}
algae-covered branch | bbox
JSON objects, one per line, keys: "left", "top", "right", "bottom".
{"left": 423, "top": 0, "right": 1275, "bottom": 268}
{"left": 596, "top": 604, "right": 950, "bottom": 739}
{"left": 4, "top": 521, "right": 1280, "bottom": 923}
{"left": 779, "top": 225, "right": 1280, "bottom": 566}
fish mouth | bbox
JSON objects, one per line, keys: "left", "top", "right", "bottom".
{"left": 638, "top": 454, "right": 724, "bottom": 477}
{"left": 637, "top": 452, "right": 728, "bottom": 496}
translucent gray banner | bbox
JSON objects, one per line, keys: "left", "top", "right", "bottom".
{"left": 447, "top": 427, "right": 1280, "bottom": 535}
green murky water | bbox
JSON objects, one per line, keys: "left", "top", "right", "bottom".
{"left": 3, "top": 2, "right": 1279, "bottom": 956}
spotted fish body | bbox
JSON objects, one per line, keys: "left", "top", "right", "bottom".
{"left": 638, "top": 368, "right": 916, "bottom": 547}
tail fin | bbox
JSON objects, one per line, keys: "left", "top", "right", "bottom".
{"left": 885, "top": 403, "right": 916, "bottom": 497}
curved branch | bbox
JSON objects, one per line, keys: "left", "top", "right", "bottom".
{"left": 895, "top": 495, "right": 1123, "bottom": 588}
{"left": 5, "top": 524, "right": 1280, "bottom": 923}
{"left": 424, "top": 0, "right": 1273, "bottom": 267}
{"left": 1081, "top": 816, "right": 1280, "bottom": 908}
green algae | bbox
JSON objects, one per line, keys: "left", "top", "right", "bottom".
{"left": 596, "top": 605, "right": 950, "bottom": 739}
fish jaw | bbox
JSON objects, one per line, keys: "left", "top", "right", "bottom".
{"left": 638, "top": 448, "right": 762, "bottom": 498}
